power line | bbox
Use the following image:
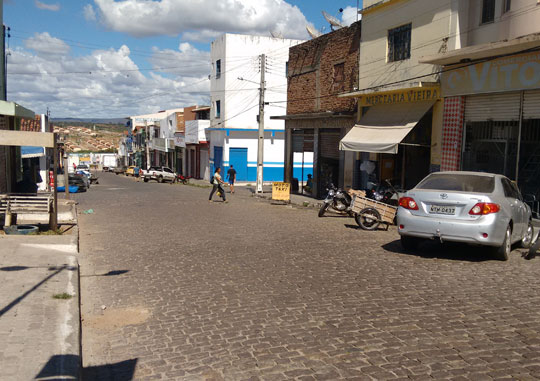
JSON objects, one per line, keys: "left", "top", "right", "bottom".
{"left": 268, "top": 46, "right": 540, "bottom": 105}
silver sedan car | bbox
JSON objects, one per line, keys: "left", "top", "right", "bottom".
{"left": 397, "top": 171, "right": 533, "bottom": 260}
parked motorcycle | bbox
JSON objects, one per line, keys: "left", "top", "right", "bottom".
{"left": 318, "top": 184, "right": 353, "bottom": 217}
{"left": 365, "top": 180, "right": 401, "bottom": 206}
{"left": 176, "top": 174, "right": 192, "bottom": 184}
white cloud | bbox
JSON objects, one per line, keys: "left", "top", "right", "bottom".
{"left": 83, "top": 4, "right": 97, "bottom": 21}
{"left": 341, "top": 6, "right": 360, "bottom": 26}
{"left": 91, "top": 0, "right": 310, "bottom": 40}
{"left": 8, "top": 35, "right": 211, "bottom": 118}
{"left": 35, "top": 0, "right": 60, "bottom": 11}
{"left": 24, "top": 32, "right": 70, "bottom": 57}
{"left": 149, "top": 42, "right": 210, "bottom": 77}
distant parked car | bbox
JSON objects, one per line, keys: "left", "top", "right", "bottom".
{"left": 125, "top": 166, "right": 137, "bottom": 176}
{"left": 397, "top": 171, "right": 533, "bottom": 260}
{"left": 142, "top": 166, "right": 176, "bottom": 183}
{"left": 69, "top": 174, "right": 88, "bottom": 192}
{"left": 114, "top": 166, "right": 127, "bottom": 175}
{"left": 76, "top": 164, "right": 89, "bottom": 171}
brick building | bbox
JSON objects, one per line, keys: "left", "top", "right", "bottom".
{"left": 0, "top": 102, "right": 38, "bottom": 193}
{"left": 274, "top": 21, "right": 360, "bottom": 198}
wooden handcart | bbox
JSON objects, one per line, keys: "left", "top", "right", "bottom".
{"left": 348, "top": 190, "right": 398, "bottom": 231}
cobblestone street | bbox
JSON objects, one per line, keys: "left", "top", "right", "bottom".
{"left": 77, "top": 173, "right": 540, "bottom": 380}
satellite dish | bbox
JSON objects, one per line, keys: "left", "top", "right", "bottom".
{"left": 306, "top": 25, "right": 322, "bottom": 39}
{"left": 322, "top": 10, "right": 344, "bottom": 30}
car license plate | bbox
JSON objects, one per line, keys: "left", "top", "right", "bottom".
{"left": 429, "top": 205, "right": 455, "bottom": 215}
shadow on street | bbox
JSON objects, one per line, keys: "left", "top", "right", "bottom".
{"left": 382, "top": 239, "right": 496, "bottom": 262}
{"left": 35, "top": 355, "right": 137, "bottom": 381}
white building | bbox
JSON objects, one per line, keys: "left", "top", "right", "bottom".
{"left": 209, "top": 34, "right": 304, "bottom": 181}
{"left": 129, "top": 108, "right": 183, "bottom": 169}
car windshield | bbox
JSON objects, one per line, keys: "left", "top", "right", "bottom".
{"left": 416, "top": 173, "right": 495, "bottom": 193}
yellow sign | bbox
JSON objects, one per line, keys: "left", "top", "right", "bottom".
{"left": 272, "top": 182, "right": 291, "bottom": 201}
{"left": 442, "top": 51, "right": 540, "bottom": 97}
{"left": 360, "top": 86, "right": 440, "bottom": 107}
{"left": 79, "top": 155, "right": 91, "bottom": 163}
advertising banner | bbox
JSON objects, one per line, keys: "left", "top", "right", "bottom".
{"left": 441, "top": 51, "right": 540, "bottom": 97}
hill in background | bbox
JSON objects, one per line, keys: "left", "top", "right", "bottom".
{"left": 52, "top": 117, "right": 127, "bottom": 125}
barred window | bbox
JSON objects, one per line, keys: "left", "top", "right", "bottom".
{"left": 482, "top": 0, "right": 496, "bottom": 23}
{"left": 388, "top": 23, "right": 411, "bottom": 62}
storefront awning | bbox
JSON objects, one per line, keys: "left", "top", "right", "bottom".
{"left": 21, "top": 146, "right": 45, "bottom": 159}
{"left": 339, "top": 100, "right": 434, "bottom": 154}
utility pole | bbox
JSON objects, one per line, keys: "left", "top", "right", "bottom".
{"left": 256, "top": 54, "right": 266, "bottom": 194}
{"left": 145, "top": 121, "right": 150, "bottom": 169}
{"left": 63, "top": 152, "right": 69, "bottom": 200}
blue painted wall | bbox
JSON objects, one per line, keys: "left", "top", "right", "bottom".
{"left": 229, "top": 148, "right": 248, "bottom": 181}
{"left": 218, "top": 161, "right": 313, "bottom": 182}
{"left": 293, "top": 166, "right": 314, "bottom": 182}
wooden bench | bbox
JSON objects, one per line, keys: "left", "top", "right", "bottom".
{"left": 0, "top": 193, "right": 53, "bottom": 226}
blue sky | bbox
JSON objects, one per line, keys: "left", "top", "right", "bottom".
{"left": 4, "top": 0, "right": 362, "bottom": 118}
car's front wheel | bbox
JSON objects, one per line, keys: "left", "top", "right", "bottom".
{"left": 521, "top": 221, "right": 534, "bottom": 249}
{"left": 493, "top": 225, "right": 512, "bottom": 261}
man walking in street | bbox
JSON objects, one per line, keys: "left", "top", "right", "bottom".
{"left": 226, "top": 165, "right": 237, "bottom": 194}
{"left": 209, "top": 167, "right": 227, "bottom": 202}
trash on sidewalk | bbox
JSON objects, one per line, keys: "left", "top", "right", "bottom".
{"left": 82, "top": 209, "right": 94, "bottom": 214}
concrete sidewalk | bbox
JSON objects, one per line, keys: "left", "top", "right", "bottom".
{"left": 0, "top": 203, "right": 80, "bottom": 381}
{"left": 187, "top": 179, "right": 325, "bottom": 208}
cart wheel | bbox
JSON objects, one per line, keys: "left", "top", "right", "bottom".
{"left": 355, "top": 207, "right": 381, "bottom": 231}
{"left": 526, "top": 234, "right": 540, "bottom": 260}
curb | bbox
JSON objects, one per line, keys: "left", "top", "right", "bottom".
{"left": 254, "top": 193, "right": 324, "bottom": 209}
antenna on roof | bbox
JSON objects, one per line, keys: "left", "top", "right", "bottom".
{"left": 322, "top": 10, "right": 344, "bottom": 31}
{"left": 270, "top": 30, "right": 284, "bottom": 38}
{"left": 306, "top": 25, "right": 322, "bottom": 39}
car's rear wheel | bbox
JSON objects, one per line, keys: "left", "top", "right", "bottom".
{"left": 493, "top": 225, "right": 512, "bottom": 261}
{"left": 158, "top": 175, "right": 163, "bottom": 183}
{"left": 401, "top": 236, "right": 421, "bottom": 251}
{"left": 521, "top": 221, "right": 534, "bottom": 248}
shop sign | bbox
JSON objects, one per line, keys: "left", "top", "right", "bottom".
{"left": 153, "top": 138, "right": 167, "bottom": 152}
{"left": 272, "top": 182, "right": 291, "bottom": 201}
{"left": 79, "top": 155, "right": 91, "bottom": 163}
{"left": 174, "top": 134, "right": 186, "bottom": 147}
{"left": 442, "top": 51, "right": 540, "bottom": 97}
{"left": 360, "top": 87, "right": 440, "bottom": 106}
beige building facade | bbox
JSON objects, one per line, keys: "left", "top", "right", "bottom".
{"left": 342, "top": 0, "right": 458, "bottom": 190}
{"left": 420, "top": 0, "right": 540, "bottom": 198}
{"left": 341, "top": 0, "right": 540, "bottom": 192}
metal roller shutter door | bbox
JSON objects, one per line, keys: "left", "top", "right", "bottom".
{"left": 523, "top": 90, "right": 540, "bottom": 119}
{"left": 292, "top": 130, "right": 314, "bottom": 152}
{"left": 292, "top": 132, "right": 303, "bottom": 153}
{"left": 320, "top": 130, "right": 341, "bottom": 159}
{"left": 465, "top": 92, "right": 521, "bottom": 122}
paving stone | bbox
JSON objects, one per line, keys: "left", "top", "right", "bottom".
{"left": 77, "top": 173, "right": 540, "bottom": 380}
